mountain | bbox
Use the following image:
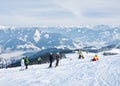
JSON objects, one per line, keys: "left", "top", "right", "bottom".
{"left": 0, "top": 25, "right": 120, "bottom": 54}
{"left": 0, "top": 51, "right": 120, "bottom": 86}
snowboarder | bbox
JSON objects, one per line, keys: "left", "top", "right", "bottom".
{"left": 49, "top": 53, "right": 54, "bottom": 68}
{"left": 55, "top": 53, "right": 60, "bottom": 67}
{"left": 20, "top": 58, "right": 25, "bottom": 71}
{"left": 78, "top": 51, "right": 84, "bottom": 59}
{"left": 92, "top": 55, "right": 99, "bottom": 61}
{"left": 24, "top": 56, "right": 29, "bottom": 69}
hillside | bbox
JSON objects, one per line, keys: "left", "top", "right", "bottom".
{"left": 0, "top": 51, "right": 120, "bottom": 86}
{"left": 0, "top": 25, "right": 120, "bottom": 53}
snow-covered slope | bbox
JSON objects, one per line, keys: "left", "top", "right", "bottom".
{"left": 0, "top": 51, "right": 120, "bottom": 86}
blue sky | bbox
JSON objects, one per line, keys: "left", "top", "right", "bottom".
{"left": 0, "top": 0, "right": 120, "bottom": 26}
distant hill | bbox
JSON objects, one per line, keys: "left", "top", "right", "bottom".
{"left": 0, "top": 25, "right": 120, "bottom": 53}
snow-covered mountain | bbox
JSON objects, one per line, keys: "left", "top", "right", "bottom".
{"left": 0, "top": 25, "right": 120, "bottom": 53}
{"left": 0, "top": 51, "right": 120, "bottom": 86}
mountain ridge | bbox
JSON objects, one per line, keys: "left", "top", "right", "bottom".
{"left": 0, "top": 25, "right": 120, "bottom": 53}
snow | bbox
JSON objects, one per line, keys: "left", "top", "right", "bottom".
{"left": 0, "top": 51, "right": 37, "bottom": 60}
{"left": 105, "top": 49, "right": 120, "bottom": 54}
{"left": 34, "top": 30, "right": 41, "bottom": 43}
{"left": 0, "top": 51, "right": 26, "bottom": 59}
{"left": 19, "top": 35, "right": 28, "bottom": 42}
{"left": 17, "top": 43, "right": 40, "bottom": 51}
{"left": 113, "top": 32, "right": 120, "bottom": 40}
{"left": 44, "top": 34, "right": 49, "bottom": 39}
{"left": 0, "top": 25, "right": 10, "bottom": 29}
{"left": 0, "top": 51, "right": 120, "bottom": 86}
{"left": 0, "top": 46, "right": 2, "bottom": 53}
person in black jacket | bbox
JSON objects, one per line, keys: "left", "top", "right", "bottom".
{"left": 49, "top": 53, "right": 54, "bottom": 68}
{"left": 55, "top": 53, "right": 60, "bottom": 67}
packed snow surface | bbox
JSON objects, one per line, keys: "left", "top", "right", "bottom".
{"left": 0, "top": 52, "right": 120, "bottom": 86}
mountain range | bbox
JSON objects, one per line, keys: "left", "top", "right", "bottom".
{"left": 0, "top": 25, "right": 120, "bottom": 54}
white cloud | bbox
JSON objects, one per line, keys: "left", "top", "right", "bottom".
{"left": 54, "top": 0, "right": 120, "bottom": 25}
{"left": 0, "top": 0, "right": 120, "bottom": 26}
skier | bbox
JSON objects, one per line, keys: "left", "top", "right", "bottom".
{"left": 92, "top": 55, "right": 99, "bottom": 61}
{"left": 24, "top": 56, "right": 29, "bottom": 69}
{"left": 49, "top": 53, "right": 54, "bottom": 68}
{"left": 78, "top": 51, "right": 84, "bottom": 59}
{"left": 2, "top": 58, "right": 7, "bottom": 68}
{"left": 20, "top": 58, "right": 25, "bottom": 71}
{"left": 55, "top": 52, "right": 60, "bottom": 67}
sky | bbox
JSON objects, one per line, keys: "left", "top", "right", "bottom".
{"left": 0, "top": 0, "right": 120, "bottom": 26}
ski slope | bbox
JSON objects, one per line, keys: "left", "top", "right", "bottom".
{"left": 0, "top": 52, "right": 120, "bottom": 86}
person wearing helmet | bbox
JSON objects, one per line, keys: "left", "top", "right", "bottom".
{"left": 92, "top": 55, "right": 99, "bottom": 61}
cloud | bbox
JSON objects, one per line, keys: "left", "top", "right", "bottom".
{"left": 53, "top": 0, "right": 120, "bottom": 25}
{"left": 83, "top": 8, "right": 120, "bottom": 18}
{"left": 54, "top": 0, "right": 120, "bottom": 18}
{"left": 0, "top": 0, "right": 120, "bottom": 26}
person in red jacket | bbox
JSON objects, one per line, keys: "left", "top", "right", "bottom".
{"left": 92, "top": 55, "right": 99, "bottom": 61}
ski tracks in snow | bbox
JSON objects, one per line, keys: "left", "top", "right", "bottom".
{"left": 94, "top": 55, "right": 120, "bottom": 86}
{"left": 48, "top": 58, "right": 99, "bottom": 86}
{"left": 0, "top": 53, "right": 120, "bottom": 86}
